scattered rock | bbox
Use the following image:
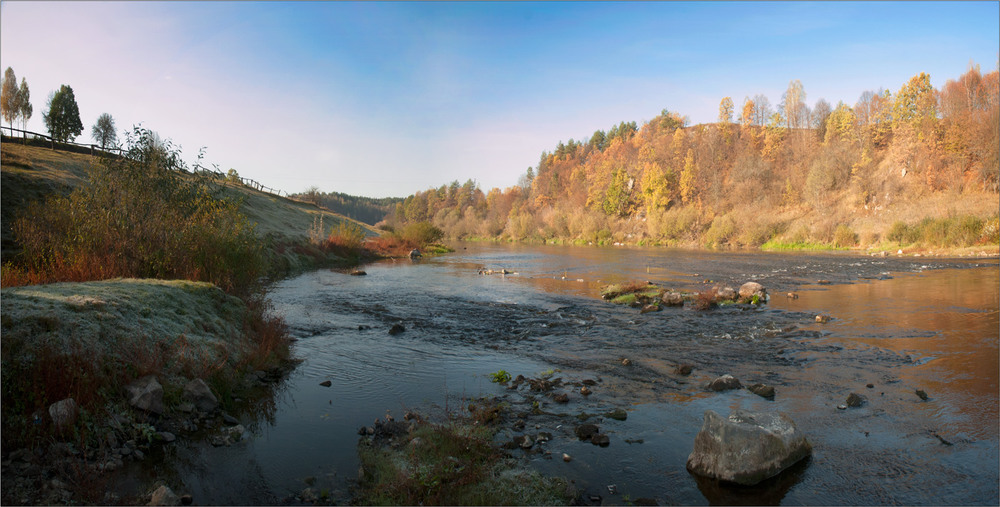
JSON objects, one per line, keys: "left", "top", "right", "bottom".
{"left": 837, "top": 404, "right": 847, "bottom": 410}
{"left": 675, "top": 364, "right": 694, "bottom": 376}
{"left": 686, "top": 409, "right": 812, "bottom": 486}
{"left": 640, "top": 304, "right": 660, "bottom": 314}
{"left": 183, "top": 378, "right": 219, "bottom": 413}
{"left": 661, "top": 291, "right": 684, "bottom": 307}
{"left": 738, "top": 282, "right": 767, "bottom": 302}
{"left": 846, "top": 393, "right": 866, "bottom": 407}
{"left": 716, "top": 287, "right": 737, "bottom": 301}
{"left": 748, "top": 384, "right": 776, "bottom": 399}
{"left": 708, "top": 374, "right": 742, "bottom": 392}
{"left": 517, "top": 434, "right": 534, "bottom": 449}
{"left": 591, "top": 434, "right": 610, "bottom": 446}
{"left": 349, "top": 270, "right": 366, "bottom": 276}
{"left": 553, "top": 393, "right": 569, "bottom": 403}
{"left": 575, "top": 424, "right": 600, "bottom": 441}
{"left": 222, "top": 413, "right": 239, "bottom": 426}
{"left": 817, "top": 280, "right": 831, "bottom": 285}
{"left": 319, "top": 380, "right": 332, "bottom": 387}
{"left": 866, "top": 383, "right": 875, "bottom": 389}
{"left": 388, "top": 324, "right": 406, "bottom": 335}
{"left": 149, "top": 485, "right": 181, "bottom": 506}
{"left": 786, "top": 292, "right": 799, "bottom": 299}
{"left": 916, "top": 389, "right": 929, "bottom": 401}
{"left": 127, "top": 376, "right": 165, "bottom": 415}
{"left": 580, "top": 386, "right": 592, "bottom": 396}
{"left": 621, "top": 358, "right": 632, "bottom": 366}
{"left": 562, "top": 453, "right": 572, "bottom": 462}
{"left": 48, "top": 398, "right": 78, "bottom": 431}
{"left": 605, "top": 408, "right": 628, "bottom": 421}
{"left": 815, "top": 315, "right": 831, "bottom": 323}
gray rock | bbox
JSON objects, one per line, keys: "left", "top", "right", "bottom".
{"left": 48, "top": 398, "right": 78, "bottom": 430}
{"left": 661, "top": 291, "right": 685, "bottom": 307}
{"left": 915, "top": 389, "right": 929, "bottom": 401}
{"left": 388, "top": 324, "right": 406, "bottom": 335}
{"left": 183, "top": 378, "right": 219, "bottom": 413}
{"left": 640, "top": 304, "right": 660, "bottom": 314}
{"left": 675, "top": 364, "right": 694, "bottom": 376}
{"left": 149, "top": 485, "right": 181, "bottom": 506}
{"left": 686, "top": 409, "right": 812, "bottom": 486}
{"left": 748, "top": 384, "right": 776, "bottom": 399}
{"left": 222, "top": 413, "right": 239, "bottom": 426}
{"left": 591, "top": 434, "right": 610, "bottom": 446}
{"left": 716, "top": 287, "right": 737, "bottom": 301}
{"left": 708, "top": 374, "right": 742, "bottom": 392}
{"left": 738, "top": 282, "right": 767, "bottom": 302}
{"left": 157, "top": 431, "right": 176, "bottom": 443}
{"left": 127, "top": 376, "right": 164, "bottom": 415}
{"left": 605, "top": 408, "right": 628, "bottom": 421}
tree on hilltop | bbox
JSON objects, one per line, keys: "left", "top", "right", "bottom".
{"left": 17, "top": 78, "right": 32, "bottom": 137}
{"left": 2, "top": 67, "right": 19, "bottom": 129}
{"left": 91, "top": 113, "right": 117, "bottom": 149}
{"left": 43, "top": 84, "right": 84, "bottom": 142}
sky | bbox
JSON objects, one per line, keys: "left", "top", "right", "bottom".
{"left": 1, "top": 1, "right": 997, "bottom": 199}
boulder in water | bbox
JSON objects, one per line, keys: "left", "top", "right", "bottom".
{"left": 686, "top": 409, "right": 812, "bottom": 486}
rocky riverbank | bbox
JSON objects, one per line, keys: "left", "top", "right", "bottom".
{"left": 0, "top": 279, "right": 294, "bottom": 505}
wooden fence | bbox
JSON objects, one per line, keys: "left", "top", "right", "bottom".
{"left": 1, "top": 125, "right": 290, "bottom": 198}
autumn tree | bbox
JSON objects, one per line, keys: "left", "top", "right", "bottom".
{"left": 893, "top": 72, "right": 938, "bottom": 141}
{"left": 751, "top": 94, "right": 772, "bottom": 126}
{"left": 91, "top": 112, "right": 117, "bottom": 149}
{"left": 1, "top": 67, "right": 19, "bottom": 129}
{"left": 780, "top": 80, "right": 808, "bottom": 129}
{"left": 679, "top": 149, "right": 697, "bottom": 204}
{"left": 825, "top": 101, "right": 857, "bottom": 145}
{"left": 43, "top": 85, "right": 84, "bottom": 142}
{"left": 16, "top": 78, "right": 31, "bottom": 137}
{"left": 718, "top": 97, "right": 734, "bottom": 124}
{"left": 812, "top": 98, "right": 832, "bottom": 140}
{"left": 740, "top": 97, "right": 755, "bottom": 129}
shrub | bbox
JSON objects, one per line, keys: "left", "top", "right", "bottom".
{"left": 400, "top": 221, "right": 444, "bottom": 246}
{"left": 703, "top": 215, "right": 736, "bottom": 248}
{"left": 833, "top": 225, "right": 858, "bottom": 248}
{"left": 886, "top": 221, "right": 916, "bottom": 244}
{"left": 8, "top": 127, "right": 265, "bottom": 297}
{"left": 326, "top": 220, "right": 367, "bottom": 250}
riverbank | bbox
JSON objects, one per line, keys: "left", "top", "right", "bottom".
{"left": 0, "top": 278, "right": 296, "bottom": 504}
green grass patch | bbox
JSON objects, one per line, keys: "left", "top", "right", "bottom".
{"left": 760, "top": 239, "right": 839, "bottom": 251}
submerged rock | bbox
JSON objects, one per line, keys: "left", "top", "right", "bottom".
{"left": 686, "top": 409, "right": 812, "bottom": 486}
{"left": 708, "top": 374, "right": 742, "bottom": 392}
{"left": 388, "top": 324, "right": 406, "bottom": 335}
{"left": 916, "top": 389, "right": 929, "bottom": 401}
{"left": 748, "top": 384, "right": 776, "bottom": 399}
{"left": 675, "top": 364, "right": 694, "bottom": 376}
{"left": 575, "top": 424, "right": 600, "bottom": 441}
{"left": 591, "top": 434, "right": 610, "bottom": 446}
{"left": 846, "top": 393, "right": 866, "bottom": 407}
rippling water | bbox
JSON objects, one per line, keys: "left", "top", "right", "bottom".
{"left": 153, "top": 244, "right": 998, "bottom": 505}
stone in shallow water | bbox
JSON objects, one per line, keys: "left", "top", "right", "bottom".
{"left": 686, "top": 409, "right": 812, "bottom": 486}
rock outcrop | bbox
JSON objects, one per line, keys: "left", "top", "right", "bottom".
{"left": 183, "top": 378, "right": 219, "bottom": 413}
{"left": 687, "top": 409, "right": 812, "bottom": 486}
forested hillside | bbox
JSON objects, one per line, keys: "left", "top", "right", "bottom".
{"left": 384, "top": 65, "right": 999, "bottom": 252}
{"left": 293, "top": 189, "right": 402, "bottom": 226}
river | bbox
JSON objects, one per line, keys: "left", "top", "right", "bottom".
{"left": 140, "top": 243, "right": 999, "bottom": 505}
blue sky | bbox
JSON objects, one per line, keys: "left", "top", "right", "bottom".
{"left": 1, "top": 1, "right": 997, "bottom": 198}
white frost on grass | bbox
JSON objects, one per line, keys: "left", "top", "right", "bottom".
{"left": 1, "top": 278, "right": 249, "bottom": 382}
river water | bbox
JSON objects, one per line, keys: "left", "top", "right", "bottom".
{"left": 151, "top": 243, "right": 998, "bottom": 505}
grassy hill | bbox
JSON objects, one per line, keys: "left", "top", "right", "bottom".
{"left": 0, "top": 141, "right": 376, "bottom": 261}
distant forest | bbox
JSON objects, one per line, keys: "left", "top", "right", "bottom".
{"left": 292, "top": 189, "right": 402, "bottom": 226}
{"left": 382, "top": 64, "right": 999, "bottom": 249}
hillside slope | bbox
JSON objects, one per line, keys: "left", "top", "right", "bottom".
{"left": 0, "top": 141, "right": 376, "bottom": 259}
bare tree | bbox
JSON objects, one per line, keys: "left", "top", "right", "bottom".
{"left": 91, "top": 113, "right": 117, "bottom": 149}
